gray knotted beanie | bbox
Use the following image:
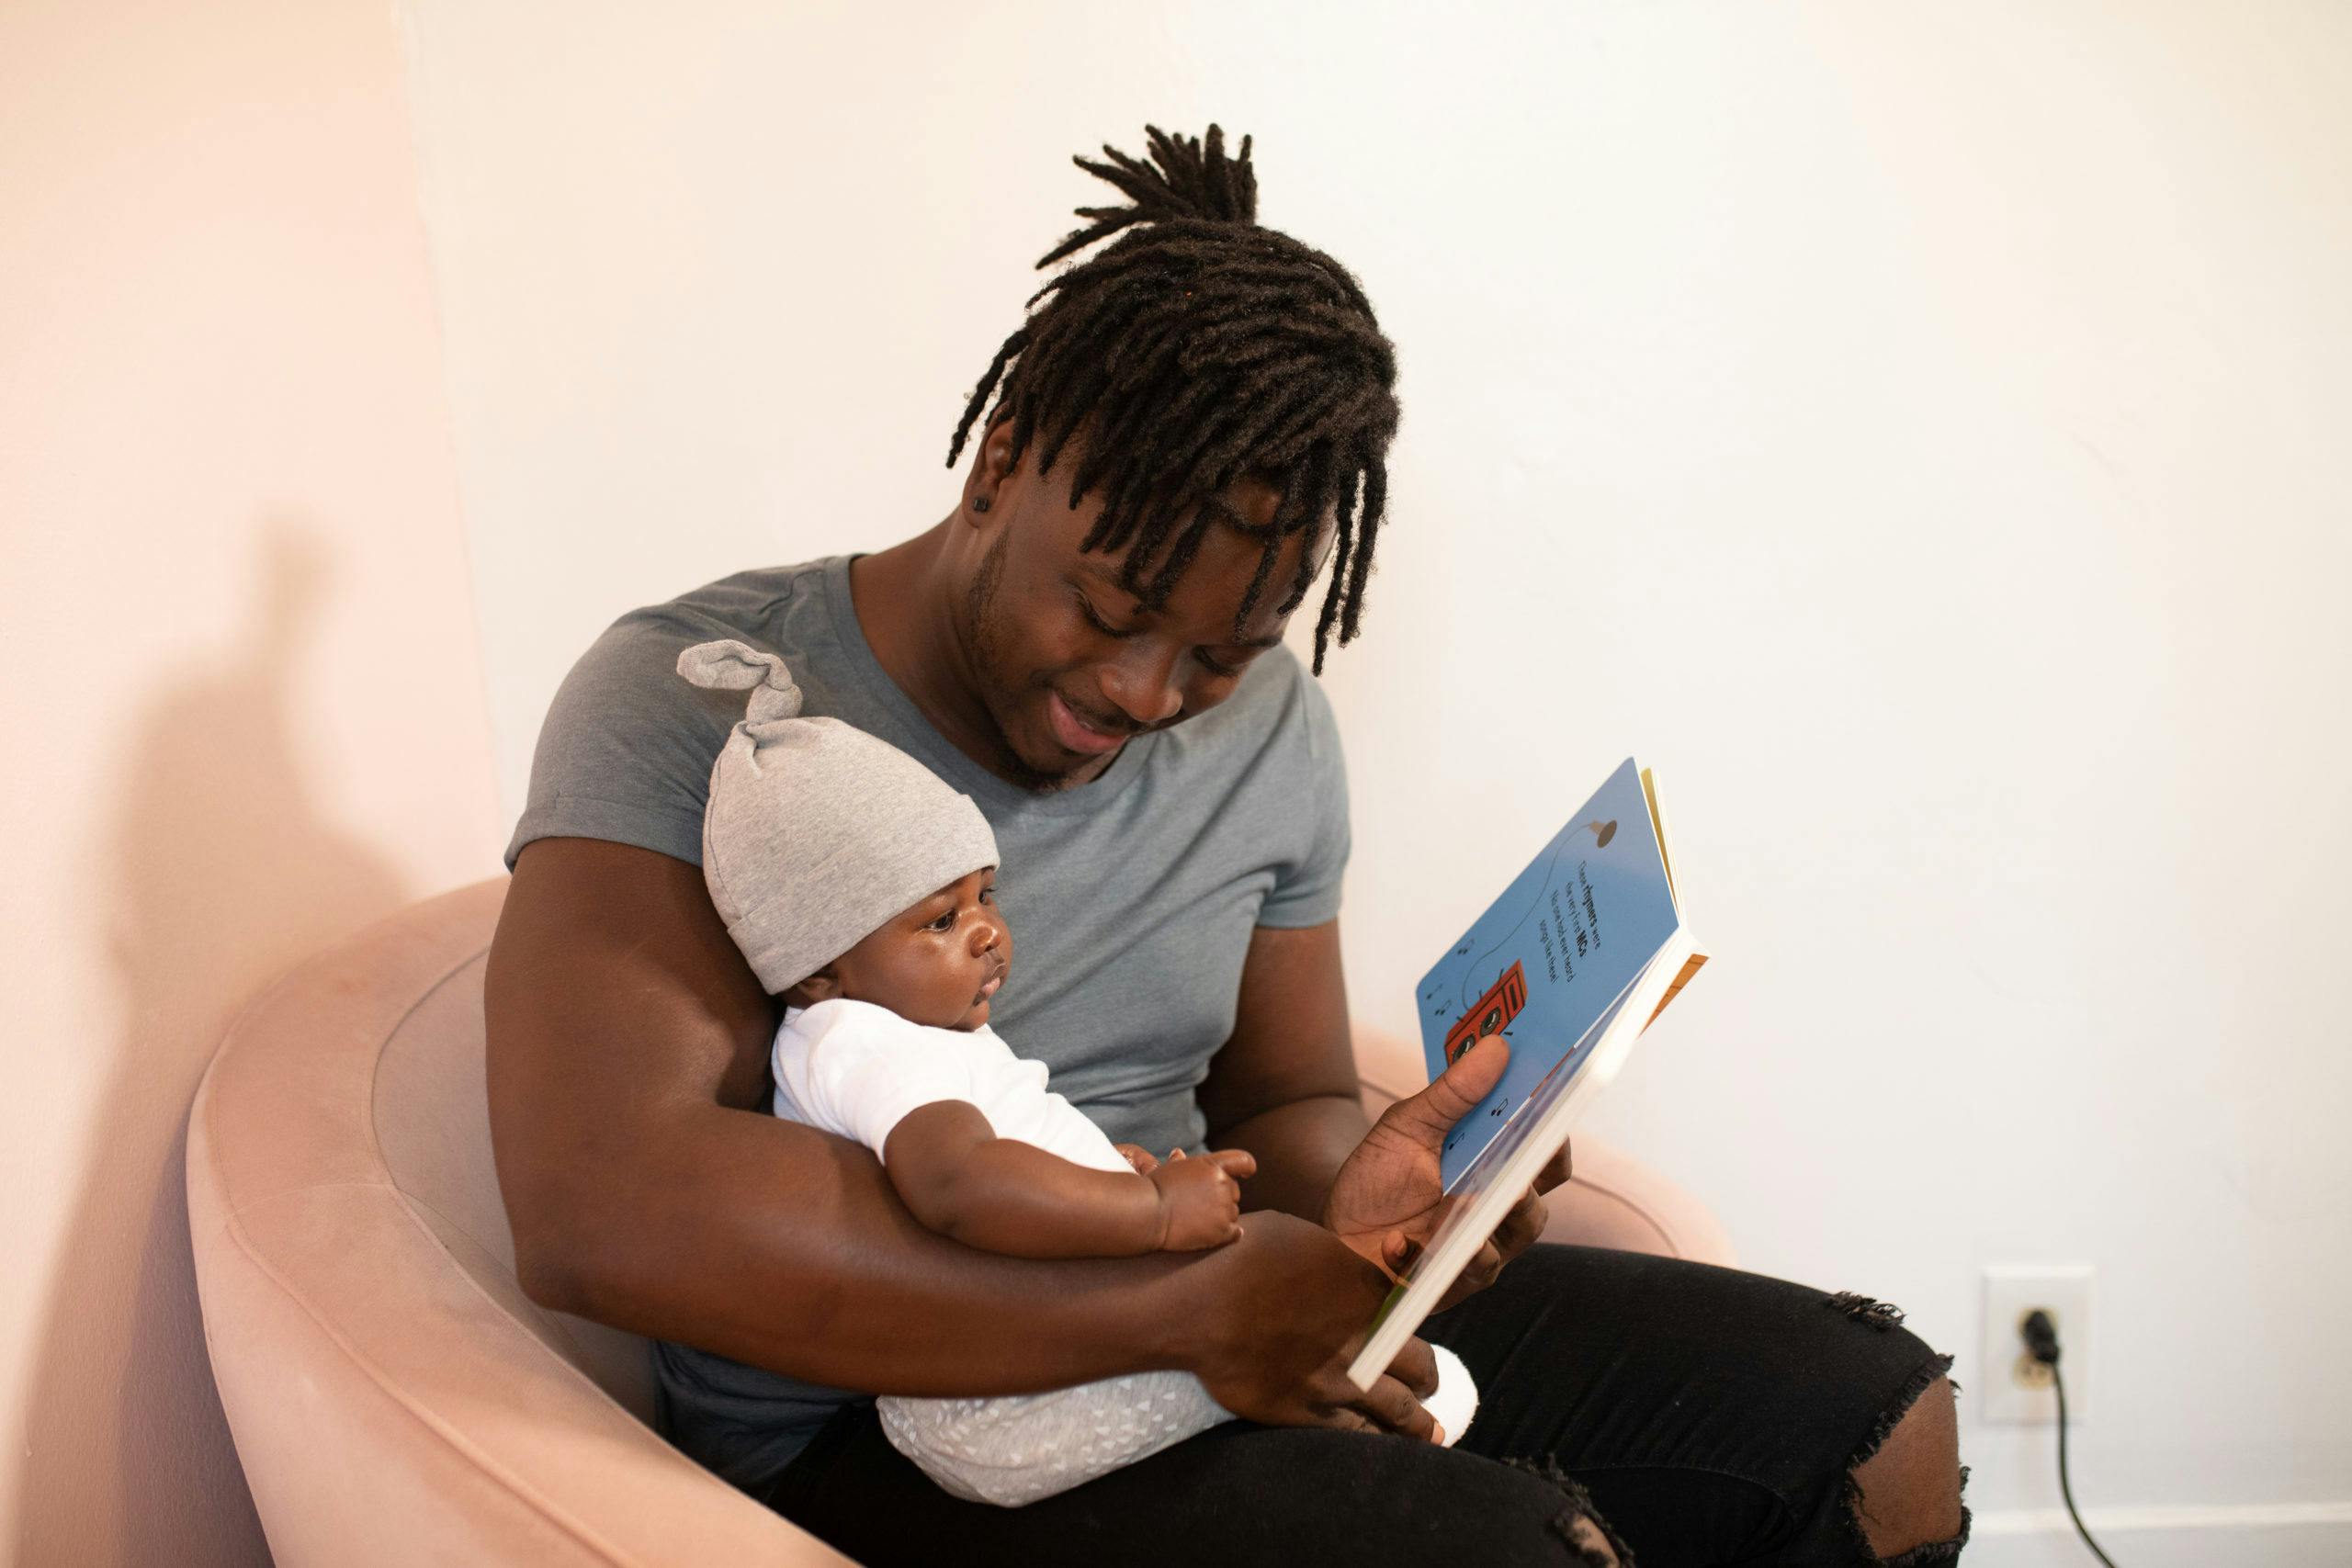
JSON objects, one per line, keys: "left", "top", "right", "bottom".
{"left": 678, "top": 639, "right": 999, "bottom": 994}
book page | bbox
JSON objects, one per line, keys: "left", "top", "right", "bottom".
{"left": 1415, "top": 758, "right": 1683, "bottom": 1190}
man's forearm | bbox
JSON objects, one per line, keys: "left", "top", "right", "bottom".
{"left": 1215, "top": 1093, "right": 1370, "bottom": 1222}
{"left": 532, "top": 1101, "right": 1208, "bottom": 1397}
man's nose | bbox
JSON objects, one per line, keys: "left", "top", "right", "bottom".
{"left": 1098, "top": 641, "right": 1184, "bottom": 727}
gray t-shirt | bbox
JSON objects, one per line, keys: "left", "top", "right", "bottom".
{"left": 505, "top": 554, "right": 1350, "bottom": 1492}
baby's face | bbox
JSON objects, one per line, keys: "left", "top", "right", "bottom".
{"left": 808, "top": 867, "right": 1012, "bottom": 1031}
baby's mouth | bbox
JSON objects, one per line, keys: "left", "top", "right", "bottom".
{"left": 973, "top": 962, "right": 1007, "bottom": 1005}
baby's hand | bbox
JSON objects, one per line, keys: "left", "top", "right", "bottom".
{"left": 1147, "top": 1147, "right": 1258, "bottom": 1251}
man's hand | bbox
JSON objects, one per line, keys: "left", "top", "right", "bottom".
{"left": 1113, "top": 1143, "right": 1161, "bottom": 1175}
{"left": 1147, "top": 1148, "right": 1256, "bottom": 1250}
{"left": 1183, "top": 1211, "right": 1444, "bottom": 1442}
{"left": 1319, "top": 1033, "right": 1572, "bottom": 1312}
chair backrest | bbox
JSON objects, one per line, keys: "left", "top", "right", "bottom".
{"left": 187, "top": 878, "right": 845, "bottom": 1567}
{"left": 366, "top": 908, "right": 656, "bottom": 1417}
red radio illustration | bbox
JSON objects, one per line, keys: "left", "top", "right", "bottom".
{"left": 1443, "top": 961, "right": 1528, "bottom": 1066}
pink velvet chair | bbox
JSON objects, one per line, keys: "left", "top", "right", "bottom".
{"left": 188, "top": 878, "right": 1732, "bottom": 1567}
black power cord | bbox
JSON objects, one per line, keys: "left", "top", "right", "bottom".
{"left": 2021, "top": 1309, "right": 2120, "bottom": 1567}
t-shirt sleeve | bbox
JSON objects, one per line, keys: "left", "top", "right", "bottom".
{"left": 503, "top": 605, "right": 749, "bottom": 870}
{"left": 1254, "top": 665, "right": 1352, "bottom": 929}
{"left": 788, "top": 1007, "right": 982, "bottom": 1158}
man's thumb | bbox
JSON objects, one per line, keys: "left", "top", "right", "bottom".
{"left": 1380, "top": 1032, "right": 1510, "bottom": 1143}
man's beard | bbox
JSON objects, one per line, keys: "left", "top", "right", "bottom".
{"left": 961, "top": 528, "right": 1069, "bottom": 793}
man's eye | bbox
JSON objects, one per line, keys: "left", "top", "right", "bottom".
{"left": 1195, "top": 652, "right": 1241, "bottom": 679}
{"left": 1073, "top": 591, "right": 1128, "bottom": 637}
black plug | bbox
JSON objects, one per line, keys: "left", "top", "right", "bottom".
{"left": 2023, "top": 1307, "right": 2118, "bottom": 1564}
{"left": 2021, "top": 1308, "right": 2061, "bottom": 1367}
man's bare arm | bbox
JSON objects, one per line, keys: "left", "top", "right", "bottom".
{"left": 484, "top": 838, "right": 1420, "bottom": 1430}
{"left": 1195, "top": 919, "right": 1372, "bottom": 1222}
{"left": 486, "top": 838, "right": 1211, "bottom": 1394}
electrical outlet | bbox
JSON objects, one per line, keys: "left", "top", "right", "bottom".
{"left": 1980, "top": 1265, "right": 2093, "bottom": 1425}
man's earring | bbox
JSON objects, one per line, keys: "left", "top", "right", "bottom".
{"left": 972, "top": 495, "right": 992, "bottom": 514}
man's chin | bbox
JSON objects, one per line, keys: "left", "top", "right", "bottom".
{"left": 986, "top": 694, "right": 1112, "bottom": 785}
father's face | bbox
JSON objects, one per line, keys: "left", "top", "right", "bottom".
{"left": 957, "top": 435, "right": 1331, "bottom": 789}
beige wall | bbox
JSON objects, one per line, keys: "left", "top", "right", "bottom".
{"left": 0, "top": 1, "right": 504, "bottom": 1562}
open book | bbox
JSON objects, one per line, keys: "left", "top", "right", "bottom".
{"left": 1346, "top": 759, "right": 1707, "bottom": 1392}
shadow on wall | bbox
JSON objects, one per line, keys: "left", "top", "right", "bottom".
{"left": 13, "top": 523, "right": 413, "bottom": 1567}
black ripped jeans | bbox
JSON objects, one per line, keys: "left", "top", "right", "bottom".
{"left": 763, "top": 1245, "right": 1967, "bottom": 1566}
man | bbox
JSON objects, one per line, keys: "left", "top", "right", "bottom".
{"left": 486, "top": 126, "right": 1967, "bottom": 1566}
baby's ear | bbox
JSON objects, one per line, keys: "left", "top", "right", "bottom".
{"left": 785, "top": 966, "right": 841, "bottom": 1006}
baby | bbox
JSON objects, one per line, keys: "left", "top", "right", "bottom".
{"left": 677, "top": 638, "right": 1468, "bottom": 1506}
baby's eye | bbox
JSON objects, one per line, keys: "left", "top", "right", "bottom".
{"left": 926, "top": 909, "right": 956, "bottom": 932}
{"left": 979, "top": 886, "right": 999, "bottom": 904}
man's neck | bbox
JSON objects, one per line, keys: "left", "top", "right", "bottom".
{"left": 846, "top": 528, "right": 1115, "bottom": 792}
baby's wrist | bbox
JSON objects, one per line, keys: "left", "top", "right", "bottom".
{"left": 1142, "top": 1171, "right": 1175, "bottom": 1252}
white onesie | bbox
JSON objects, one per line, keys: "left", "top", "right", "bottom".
{"left": 771, "top": 997, "right": 1235, "bottom": 1506}
{"left": 773, "top": 998, "right": 1131, "bottom": 1179}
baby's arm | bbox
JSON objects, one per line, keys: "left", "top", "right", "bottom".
{"left": 882, "top": 1101, "right": 1256, "bottom": 1258}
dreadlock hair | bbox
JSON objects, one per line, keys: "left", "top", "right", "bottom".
{"left": 945, "top": 125, "right": 1400, "bottom": 675}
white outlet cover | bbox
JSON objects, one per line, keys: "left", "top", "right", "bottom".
{"left": 1981, "top": 1265, "right": 2093, "bottom": 1425}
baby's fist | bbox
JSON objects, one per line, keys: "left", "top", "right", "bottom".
{"left": 1147, "top": 1147, "right": 1257, "bottom": 1251}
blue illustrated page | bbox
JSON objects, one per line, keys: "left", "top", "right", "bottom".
{"left": 1416, "top": 758, "right": 1682, "bottom": 1190}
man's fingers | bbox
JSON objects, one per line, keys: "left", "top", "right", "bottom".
{"left": 1492, "top": 1190, "right": 1550, "bottom": 1258}
{"left": 1353, "top": 1372, "right": 1438, "bottom": 1443}
{"left": 1532, "top": 1138, "right": 1574, "bottom": 1195}
{"left": 1461, "top": 1239, "right": 1502, "bottom": 1291}
{"left": 1385, "top": 1336, "right": 1439, "bottom": 1399}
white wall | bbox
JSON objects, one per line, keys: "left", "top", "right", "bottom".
{"left": 397, "top": 0, "right": 2352, "bottom": 1556}
{"left": 1, "top": 0, "right": 507, "bottom": 1560}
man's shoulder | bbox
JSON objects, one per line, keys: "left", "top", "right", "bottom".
{"left": 505, "top": 558, "right": 850, "bottom": 870}
{"left": 557, "top": 558, "right": 851, "bottom": 731}
{"left": 596, "top": 558, "right": 840, "bottom": 656}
